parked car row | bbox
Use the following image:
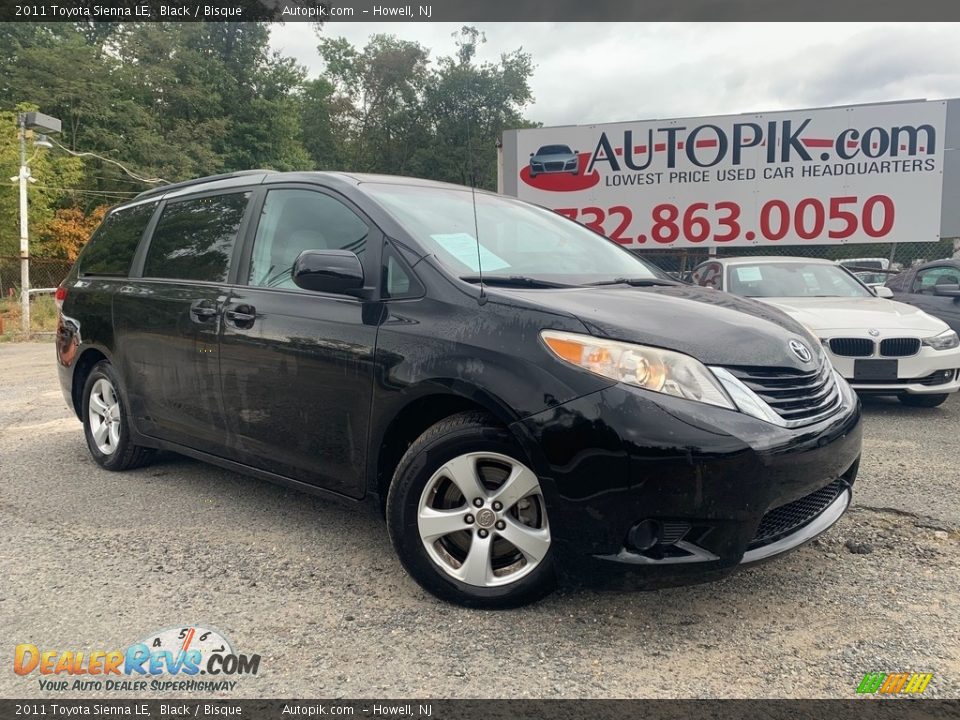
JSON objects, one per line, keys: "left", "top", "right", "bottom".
{"left": 689, "top": 257, "right": 960, "bottom": 407}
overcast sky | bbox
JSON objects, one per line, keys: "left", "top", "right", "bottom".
{"left": 270, "top": 22, "right": 960, "bottom": 126}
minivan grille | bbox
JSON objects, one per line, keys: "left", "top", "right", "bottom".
{"left": 829, "top": 338, "right": 874, "bottom": 357}
{"left": 879, "top": 337, "right": 921, "bottom": 357}
{"left": 723, "top": 362, "right": 841, "bottom": 425}
{"left": 747, "top": 479, "right": 846, "bottom": 550}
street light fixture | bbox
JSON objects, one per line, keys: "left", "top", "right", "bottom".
{"left": 17, "top": 111, "right": 61, "bottom": 334}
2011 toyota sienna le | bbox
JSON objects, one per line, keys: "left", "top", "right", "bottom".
{"left": 56, "top": 170, "right": 862, "bottom": 608}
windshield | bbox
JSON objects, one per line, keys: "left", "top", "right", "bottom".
{"left": 535, "top": 145, "right": 572, "bottom": 155}
{"left": 363, "top": 184, "right": 662, "bottom": 285}
{"left": 727, "top": 262, "right": 872, "bottom": 298}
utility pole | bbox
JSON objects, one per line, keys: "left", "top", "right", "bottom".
{"left": 14, "top": 111, "right": 60, "bottom": 335}
{"left": 18, "top": 114, "right": 30, "bottom": 334}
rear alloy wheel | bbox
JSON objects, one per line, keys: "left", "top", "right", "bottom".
{"left": 81, "top": 361, "right": 155, "bottom": 471}
{"left": 387, "top": 412, "right": 555, "bottom": 608}
{"left": 898, "top": 393, "right": 950, "bottom": 408}
{"left": 88, "top": 377, "right": 121, "bottom": 456}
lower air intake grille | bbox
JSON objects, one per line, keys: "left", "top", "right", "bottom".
{"left": 879, "top": 337, "right": 921, "bottom": 357}
{"left": 748, "top": 479, "right": 847, "bottom": 550}
{"left": 829, "top": 338, "right": 874, "bottom": 357}
{"left": 722, "top": 362, "right": 842, "bottom": 425}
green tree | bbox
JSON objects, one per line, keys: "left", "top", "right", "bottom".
{"left": 417, "top": 26, "right": 536, "bottom": 189}
{"left": 318, "top": 33, "right": 431, "bottom": 174}
{"left": 0, "top": 108, "right": 84, "bottom": 257}
{"left": 299, "top": 77, "right": 340, "bottom": 169}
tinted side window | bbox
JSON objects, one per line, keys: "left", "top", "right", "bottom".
{"left": 79, "top": 202, "right": 157, "bottom": 277}
{"left": 143, "top": 192, "right": 249, "bottom": 283}
{"left": 248, "top": 189, "right": 368, "bottom": 289}
{"left": 914, "top": 266, "right": 960, "bottom": 294}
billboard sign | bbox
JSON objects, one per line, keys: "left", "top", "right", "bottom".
{"left": 504, "top": 100, "right": 948, "bottom": 248}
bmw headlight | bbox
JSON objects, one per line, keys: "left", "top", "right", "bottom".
{"left": 541, "top": 330, "right": 735, "bottom": 409}
{"left": 923, "top": 329, "right": 960, "bottom": 350}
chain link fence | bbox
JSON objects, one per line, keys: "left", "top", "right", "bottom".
{"left": 0, "top": 256, "right": 73, "bottom": 336}
{"left": 633, "top": 239, "right": 960, "bottom": 279}
{"left": 0, "top": 256, "right": 72, "bottom": 296}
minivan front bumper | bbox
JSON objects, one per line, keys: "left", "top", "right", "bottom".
{"left": 512, "top": 380, "right": 862, "bottom": 590}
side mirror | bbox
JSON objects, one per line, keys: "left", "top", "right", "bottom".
{"left": 874, "top": 286, "right": 894, "bottom": 298}
{"left": 933, "top": 283, "right": 960, "bottom": 298}
{"left": 293, "top": 250, "right": 364, "bottom": 295}
{"left": 529, "top": 152, "right": 534, "bottom": 157}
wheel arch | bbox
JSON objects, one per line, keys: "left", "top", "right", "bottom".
{"left": 70, "top": 346, "right": 113, "bottom": 419}
{"left": 369, "top": 382, "right": 544, "bottom": 511}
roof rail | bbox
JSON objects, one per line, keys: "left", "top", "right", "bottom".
{"left": 134, "top": 170, "right": 273, "bottom": 200}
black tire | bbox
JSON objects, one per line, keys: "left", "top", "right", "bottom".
{"left": 386, "top": 411, "right": 556, "bottom": 608}
{"left": 81, "top": 360, "right": 155, "bottom": 471}
{"left": 898, "top": 393, "right": 950, "bottom": 408}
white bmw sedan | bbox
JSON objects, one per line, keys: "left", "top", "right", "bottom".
{"left": 691, "top": 256, "right": 960, "bottom": 407}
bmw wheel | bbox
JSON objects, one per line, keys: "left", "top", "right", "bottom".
{"left": 387, "top": 412, "right": 555, "bottom": 608}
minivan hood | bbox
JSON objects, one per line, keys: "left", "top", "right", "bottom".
{"left": 491, "top": 285, "right": 819, "bottom": 370}
{"left": 758, "top": 296, "right": 947, "bottom": 335}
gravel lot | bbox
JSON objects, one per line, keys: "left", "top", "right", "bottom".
{"left": 1, "top": 341, "right": 958, "bottom": 699}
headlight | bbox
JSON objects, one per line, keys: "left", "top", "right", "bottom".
{"left": 923, "top": 329, "right": 960, "bottom": 350}
{"left": 541, "top": 330, "right": 735, "bottom": 409}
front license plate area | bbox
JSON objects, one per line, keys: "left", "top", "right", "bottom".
{"left": 853, "top": 359, "right": 898, "bottom": 380}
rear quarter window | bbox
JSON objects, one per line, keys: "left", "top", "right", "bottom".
{"left": 79, "top": 201, "right": 158, "bottom": 277}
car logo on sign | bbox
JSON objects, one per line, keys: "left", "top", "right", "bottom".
{"left": 789, "top": 339, "right": 813, "bottom": 363}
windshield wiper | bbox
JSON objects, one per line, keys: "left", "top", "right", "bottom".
{"left": 585, "top": 277, "right": 682, "bottom": 287}
{"left": 459, "top": 275, "right": 573, "bottom": 288}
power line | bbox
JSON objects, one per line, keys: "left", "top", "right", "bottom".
{"left": 50, "top": 139, "right": 169, "bottom": 185}
{"left": 2, "top": 184, "right": 142, "bottom": 198}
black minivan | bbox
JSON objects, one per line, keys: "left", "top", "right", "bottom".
{"left": 56, "top": 171, "right": 862, "bottom": 607}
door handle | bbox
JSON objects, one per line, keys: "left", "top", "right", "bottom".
{"left": 190, "top": 300, "right": 218, "bottom": 321}
{"left": 225, "top": 304, "right": 256, "bottom": 328}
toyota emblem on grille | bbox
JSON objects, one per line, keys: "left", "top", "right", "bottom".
{"left": 789, "top": 339, "right": 813, "bottom": 363}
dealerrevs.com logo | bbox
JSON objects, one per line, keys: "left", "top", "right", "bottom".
{"left": 14, "top": 626, "right": 260, "bottom": 693}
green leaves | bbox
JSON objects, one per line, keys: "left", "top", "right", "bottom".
{"left": 312, "top": 26, "right": 535, "bottom": 190}
{"left": 0, "top": 22, "right": 540, "bottom": 260}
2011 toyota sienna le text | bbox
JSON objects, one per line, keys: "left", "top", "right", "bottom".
{"left": 56, "top": 171, "right": 862, "bottom": 608}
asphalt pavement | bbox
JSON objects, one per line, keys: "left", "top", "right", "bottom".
{"left": 1, "top": 341, "right": 957, "bottom": 699}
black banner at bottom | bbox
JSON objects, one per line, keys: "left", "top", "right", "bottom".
{"left": 1, "top": 700, "right": 959, "bottom": 720}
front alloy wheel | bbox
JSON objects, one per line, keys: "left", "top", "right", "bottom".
{"left": 387, "top": 412, "right": 556, "bottom": 608}
{"left": 418, "top": 451, "right": 551, "bottom": 588}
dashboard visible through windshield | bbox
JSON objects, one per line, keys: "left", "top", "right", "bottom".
{"left": 727, "top": 262, "right": 872, "bottom": 298}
